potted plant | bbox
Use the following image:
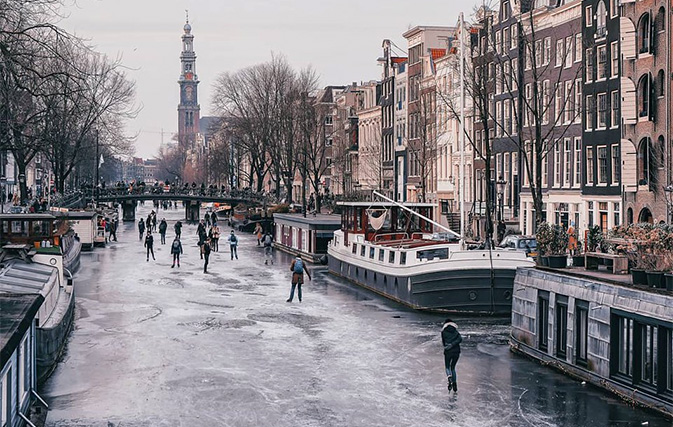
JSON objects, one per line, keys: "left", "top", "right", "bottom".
{"left": 571, "top": 238, "right": 585, "bottom": 267}
{"left": 535, "top": 222, "right": 554, "bottom": 267}
{"left": 547, "top": 225, "right": 569, "bottom": 268}
{"left": 586, "top": 225, "right": 603, "bottom": 253}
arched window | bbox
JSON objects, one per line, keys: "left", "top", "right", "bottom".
{"left": 627, "top": 207, "right": 633, "bottom": 225}
{"left": 637, "top": 137, "right": 653, "bottom": 186}
{"left": 655, "top": 7, "right": 665, "bottom": 33}
{"left": 637, "top": 13, "right": 651, "bottom": 54}
{"left": 658, "top": 135, "right": 666, "bottom": 169}
{"left": 596, "top": 1, "right": 607, "bottom": 36}
{"left": 656, "top": 69, "right": 665, "bottom": 97}
{"left": 637, "top": 74, "right": 651, "bottom": 119}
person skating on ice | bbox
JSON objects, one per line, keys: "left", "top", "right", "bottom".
{"left": 170, "top": 236, "right": 183, "bottom": 268}
{"left": 228, "top": 230, "right": 238, "bottom": 260}
{"left": 441, "top": 318, "right": 462, "bottom": 393}
{"left": 138, "top": 218, "right": 145, "bottom": 240}
{"left": 159, "top": 218, "right": 168, "bottom": 244}
{"left": 287, "top": 256, "right": 311, "bottom": 302}
{"left": 144, "top": 231, "right": 155, "bottom": 261}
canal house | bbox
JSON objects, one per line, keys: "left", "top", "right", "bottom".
{"left": 274, "top": 213, "right": 341, "bottom": 262}
{"left": 0, "top": 293, "right": 44, "bottom": 427}
{"left": 511, "top": 268, "right": 673, "bottom": 417}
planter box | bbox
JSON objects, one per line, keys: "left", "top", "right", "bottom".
{"left": 646, "top": 271, "right": 665, "bottom": 288}
{"left": 548, "top": 255, "right": 567, "bottom": 269}
{"left": 631, "top": 268, "right": 647, "bottom": 286}
{"left": 572, "top": 256, "right": 585, "bottom": 267}
{"left": 665, "top": 273, "right": 673, "bottom": 291}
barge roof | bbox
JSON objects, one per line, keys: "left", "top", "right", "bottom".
{"left": 0, "top": 293, "right": 43, "bottom": 368}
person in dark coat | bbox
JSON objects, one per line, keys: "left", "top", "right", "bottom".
{"left": 170, "top": 236, "right": 183, "bottom": 268}
{"left": 144, "top": 231, "right": 155, "bottom": 261}
{"left": 441, "top": 318, "right": 462, "bottom": 393}
{"left": 196, "top": 220, "right": 207, "bottom": 258}
{"left": 174, "top": 220, "right": 182, "bottom": 238}
{"left": 158, "top": 218, "right": 168, "bottom": 244}
{"left": 138, "top": 218, "right": 145, "bottom": 240}
{"left": 202, "top": 238, "right": 212, "bottom": 273}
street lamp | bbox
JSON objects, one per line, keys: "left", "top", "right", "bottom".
{"left": 0, "top": 176, "right": 6, "bottom": 214}
{"left": 664, "top": 185, "right": 673, "bottom": 223}
{"left": 18, "top": 173, "right": 25, "bottom": 206}
{"left": 496, "top": 176, "right": 507, "bottom": 221}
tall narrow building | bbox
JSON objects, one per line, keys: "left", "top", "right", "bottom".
{"left": 178, "top": 16, "right": 200, "bottom": 155}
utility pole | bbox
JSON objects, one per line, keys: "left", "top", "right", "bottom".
{"left": 94, "top": 129, "right": 99, "bottom": 203}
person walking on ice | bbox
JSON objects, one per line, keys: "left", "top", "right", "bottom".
{"left": 174, "top": 220, "right": 182, "bottom": 239}
{"left": 263, "top": 232, "right": 273, "bottom": 265}
{"left": 228, "top": 230, "right": 238, "bottom": 260}
{"left": 170, "top": 236, "right": 183, "bottom": 268}
{"left": 138, "top": 218, "right": 145, "bottom": 240}
{"left": 441, "top": 318, "right": 462, "bottom": 393}
{"left": 287, "top": 256, "right": 311, "bottom": 302}
{"left": 159, "top": 218, "right": 168, "bottom": 244}
{"left": 202, "top": 238, "right": 212, "bottom": 273}
{"left": 144, "top": 231, "right": 155, "bottom": 261}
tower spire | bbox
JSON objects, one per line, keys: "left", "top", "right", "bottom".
{"left": 185, "top": 9, "right": 189, "bottom": 24}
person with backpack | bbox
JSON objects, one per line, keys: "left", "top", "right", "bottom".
{"left": 441, "top": 318, "right": 463, "bottom": 393}
{"left": 144, "top": 231, "right": 155, "bottom": 261}
{"left": 174, "top": 220, "right": 182, "bottom": 238}
{"left": 202, "top": 238, "right": 212, "bottom": 273}
{"left": 158, "top": 218, "right": 168, "bottom": 244}
{"left": 287, "top": 256, "right": 311, "bottom": 302}
{"left": 228, "top": 230, "right": 238, "bottom": 260}
{"left": 170, "top": 236, "right": 183, "bottom": 268}
{"left": 138, "top": 218, "right": 145, "bottom": 240}
{"left": 263, "top": 233, "right": 273, "bottom": 265}
{"left": 197, "top": 220, "right": 207, "bottom": 259}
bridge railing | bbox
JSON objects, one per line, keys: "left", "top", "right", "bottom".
{"left": 95, "top": 186, "right": 278, "bottom": 204}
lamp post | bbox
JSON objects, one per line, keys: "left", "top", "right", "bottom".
{"left": 496, "top": 176, "right": 507, "bottom": 221}
{"left": 0, "top": 176, "right": 5, "bottom": 214}
{"left": 664, "top": 185, "right": 673, "bottom": 223}
{"left": 18, "top": 173, "right": 25, "bottom": 206}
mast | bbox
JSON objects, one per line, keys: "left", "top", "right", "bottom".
{"left": 373, "top": 191, "right": 460, "bottom": 238}
{"left": 459, "top": 12, "right": 466, "bottom": 243}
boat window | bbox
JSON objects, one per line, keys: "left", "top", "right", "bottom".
{"left": 378, "top": 249, "right": 385, "bottom": 262}
{"left": 416, "top": 248, "right": 449, "bottom": 260}
{"left": 2, "top": 221, "right": 7, "bottom": 234}
{"left": 11, "top": 220, "right": 28, "bottom": 236}
{"left": 360, "top": 245, "right": 366, "bottom": 257}
{"left": 352, "top": 244, "right": 357, "bottom": 254}
{"left": 389, "top": 251, "right": 396, "bottom": 263}
{"left": 33, "top": 220, "right": 50, "bottom": 236}
{"left": 400, "top": 252, "right": 407, "bottom": 265}
{"left": 356, "top": 208, "right": 362, "bottom": 231}
{"left": 369, "top": 247, "right": 375, "bottom": 259}
{"left": 519, "top": 239, "right": 537, "bottom": 249}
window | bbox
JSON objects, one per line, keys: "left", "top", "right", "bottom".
{"left": 574, "top": 137, "right": 582, "bottom": 186}
{"left": 564, "top": 81, "right": 573, "bottom": 124}
{"left": 638, "top": 74, "right": 651, "bottom": 119}
{"left": 504, "top": 99, "right": 512, "bottom": 135}
{"left": 388, "top": 251, "right": 395, "bottom": 264}
{"left": 496, "top": 30, "right": 502, "bottom": 54}
{"left": 614, "top": 202, "right": 621, "bottom": 226}
{"left": 503, "top": 27, "right": 511, "bottom": 52}
{"left": 617, "top": 316, "right": 635, "bottom": 377}
{"left": 586, "top": 95, "right": 595, "bottom": 130}
{"left": 597, "top": 93, "right": 607, "bottom": 128}
{"left": 543, "top": 80, "right": 550, "bottom": 124}
{"left": 587, "top": 147, "right": 594, "bottom": 184}
{"left": 596, "top": 1, "right": 607, "bottom": 37}
{"left": 598, "top": 146, "right": 608, "bottom": 184}
{"left": 588, "top": 201, "right": 594, "bottom": 226}
{"left": 556, "top": 297, "right": 568, "bottom": 358}
{"left": 369, "top": 247, "right": 375, "bottom": 259}
{"left": 378, "top": 249, "right": 385, "bottom": 262}
{"left": 610, "top": 0, "right": 618, "bottom": 18}
{"left": 575, "top": 80, "right": 582, "bottom": 123}
{"left": 612, "top": 145, "right": 620, "bottom": 185}
{"left": 638, "top": 137, "right": 654, "bottom": 187}
{"left": 352, "top": 244, "right": 357, "bottom": 254}
{"left": 611, "top": 90, "right": 619, "bottom": 128}
{"left": 544, "top": 37, "right": 551, "bottom": 65}
{"left": 1, "top": 368, "right": 10, "bottom": 427}
{"left": 525, "top": 44, "right": 532, "bottom": 70}
{"left": 400, "top": 252, "right": 406, "bottom": 265}
{"left": 638, "top": 13, "right": 651, "bottom": 55}
{"left": 574, "top": 34, "right": 582, "bottom": 63}
{"left": 503, "top": 1, "right": 511, "bottom": 20}
{"left": 585, "top": 5, "right": 593, "bottom": 27}
{"left": 586, "top": 48, "right": 594, "bottom": 81}
{"left": 597, "top": 45, "right": 607, "bottom": 79}
{"left": 554, "top": 142, "right": 561, "bottom": 187}
{"left": 657, "top": 70, "right": 665, "bottom": 98}
{"left": 564, "top": 138, "right": 571, "bottom": 186}
{"left": 360, "top": 245, "right": 365, "bottom": 257}
{"left": 510, "top": 24, "right": 518, "bottom": 50}
{"left": 538, "top": 291, "right": 550, "bottom": 351}
{"left": 556, "top": 39, "right": 564, "bottom": 67}
{"left": 610, "top": 42, "right": 619, "bottom": 78}
{"left": 575, "top": 301, "right": 589, "bottom": 365}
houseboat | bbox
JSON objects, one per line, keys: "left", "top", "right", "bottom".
{"left": 327, "top": 198, "right": 535, "bottom": 314}
{"left": 52, "top": 210, "right": 98, "bottom": 251}
{"left": 274, "top": 213, "right": 341, "bottom": 263}
{"left": 0, "top": 213, "right": 82, "bottom": 273}
{"left": 0, "top": 293, "right": 47, "bottom": 427}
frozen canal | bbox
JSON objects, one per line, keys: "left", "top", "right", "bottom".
{"left": 42, "top": 206, "right": 669, "bottom": 427}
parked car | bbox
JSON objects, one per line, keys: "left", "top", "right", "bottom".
{"left": 499, "top": 235, "right": 537, "bottom": 257}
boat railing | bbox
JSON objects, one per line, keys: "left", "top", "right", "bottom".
{"left": 373, "top": 232, "right": 410, "bottom": 242}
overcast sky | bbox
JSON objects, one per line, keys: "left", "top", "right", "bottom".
{"left": 59, "top": 0, "right": 482, "bottom": 158}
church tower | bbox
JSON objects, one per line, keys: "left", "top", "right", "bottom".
{"left": 177, "top": 14, "right": 200, "bottom": 150}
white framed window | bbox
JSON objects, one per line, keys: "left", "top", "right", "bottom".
{"left": 574, "top": 137, "right": 582, "bottom": 187}
{"left": 525, "top": 44, "right": 532, "bottom": 70}
{"left": 574, "top": 34, "right": 582, "bottom": 63}
{"left": 524, "top": 140, "right": 531, "bottom": 186}
{"left": 511, "top": 24, "right": 518, "bottom": 50}
{"left": 496, "top": 30, "right": 502, "bottom": 54}
{"left": 512, "top": 152, "right": 518, "bottom": 175}
{"left": 597, "top": 45, "right": 607, "bottom": 80}
{"left": 504, "top": 99, "right": 512, "bottom": 135}
{"left": 555, "top": 87, "right": 563, "bottom": 123}
{"left": 574, "top": 80, "right": 582, "bottom": 124}
{"left": 610, "top": 0, "right": 618, "bottom": 18}
{"left": 495, "top": 101, "right": 502, "bottom": 137}
{"left": 544, "top": 37, "right": 552, "bottom": 65}
{"left": 542, "top": 140, "right": 548, "bottom": 188}
{"left": 586, "top": 146, "right": 594, "bottom": 184}
{"left": 612, "top": 145, "right": 620, "bottom": 185}
{"left": 597, "top": 92, "right": 608, "bottom": 129}
{"left": 1, "top": 367, "right": 9, "bottom": 427}
{"left": 610, "top": 41, "right": 618, "bottom": 78}
{"left": 598, "top": 146, "right": 608, "bottom": 184}
{"left": 586, "top": 5, "right": 593, "bottom": 27}
{"left": 554, "top": 141, "right": 562, "bottom": 187}
{"left": 564, "top": 138, "right": 571, "bottom": 187}
{"left": 543, "top": 80, "right": 550, "bottom": 125}
{"left": 586, "top": 48, "right": 594, "bottom": 81}
{"left": 586, "top": 94, "right": 594, "bottom": 130}
{"left": 556, "top": 39, "right": 564, "bottom": 67}
{"left": 565, "top": 36, "right": 573, "bottom": 68}
{"left": 611, "top": 90, "right": 619, "bottom": 128}
{"left": 564, "top": 81, "right": 573, "bottom": 124}
{"left": 511, "top": 59, "right": 517, "bottom": 91}
{"left": 325, "top": 115, "right": 333, "bottom": 125}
